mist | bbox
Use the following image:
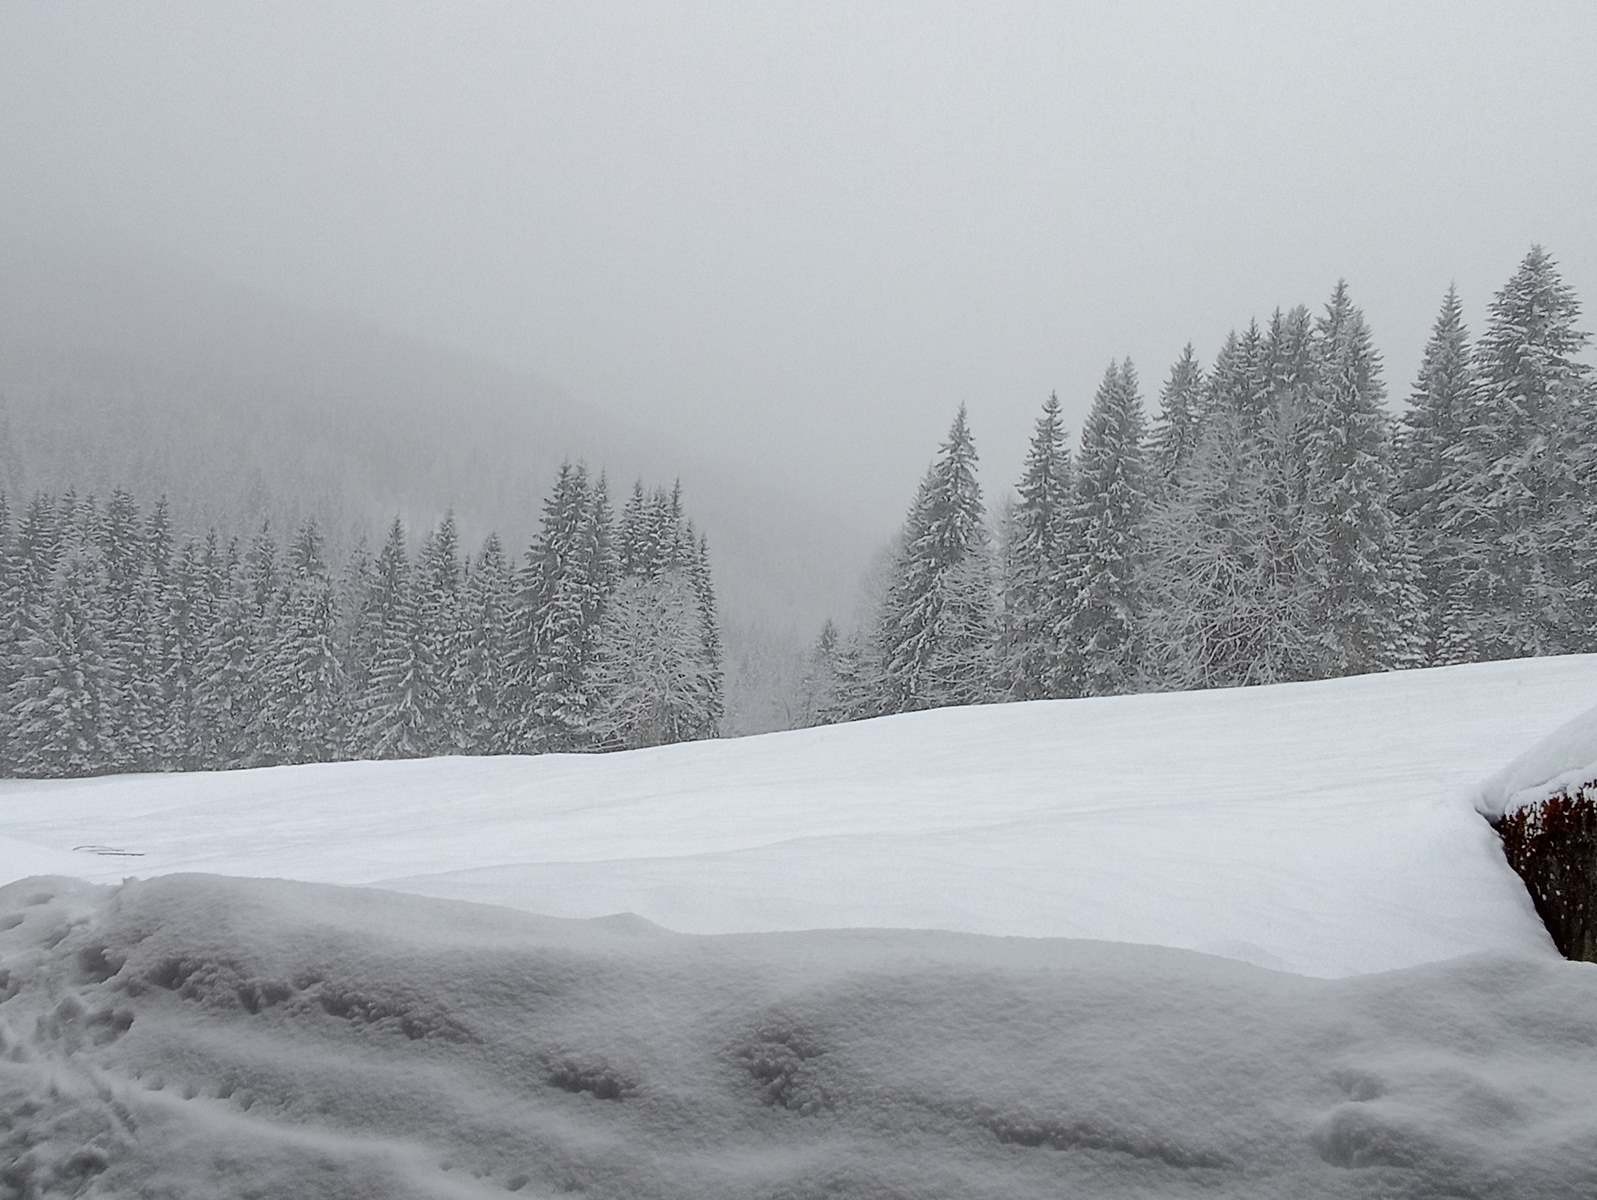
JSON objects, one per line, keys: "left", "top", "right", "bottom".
{"left": 4, "top": 2, "right": 1593, "bottom": 534}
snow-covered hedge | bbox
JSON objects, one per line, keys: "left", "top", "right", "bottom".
{"left": 1475, "top": 702, "right": 1597, "bottom": 962}
{"left": 1474, "top": 702, "right": 1597, "bottom": 822}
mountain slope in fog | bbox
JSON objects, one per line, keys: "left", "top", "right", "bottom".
{"left": 0, "top": 239, "right": 870, "bottom": 633}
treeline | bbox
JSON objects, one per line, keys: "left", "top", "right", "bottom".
{"left": 0, "top": 466, "right": 723, "bottom": 777}
{"left": 801, "top": 245, "right": 1596, "bottom": 720}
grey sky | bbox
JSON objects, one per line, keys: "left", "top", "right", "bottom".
{"left": 3, "top": 1, "right": 1595, "bottom": 538}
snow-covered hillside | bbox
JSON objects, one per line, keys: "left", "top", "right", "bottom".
{"left": 6, "top": 655, "right": 1597, "bottom": 977}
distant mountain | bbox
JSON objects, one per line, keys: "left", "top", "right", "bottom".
{"left": 0, "top": 241, "right": 873, "bottom": 644}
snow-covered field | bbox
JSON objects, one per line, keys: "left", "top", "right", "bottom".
{"left": 4, "top": 656, "right": 1597, "bottom": 1197}
{"left": 7, "top": 656, "right": 1597, "bottom": 975}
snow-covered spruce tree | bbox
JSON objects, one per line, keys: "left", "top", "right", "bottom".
{"left": 157, "top": 535, "right": 209, "bottom": 770}
{"left": 456, "top": 532, "right": 514, "bottom": 753}
{"left": 1265, "top": 305, "right": 1316, "bottom": 429}
{"left": 415, "top": 511, "right": 464, "bottom": 751}
{"left": 0, "top": 491, "right": 26, "bottom": 773}
{"left": 580, "top": 473, "right": 618, "bottom": 632}
{"left": 583, "top": 474, "right": 619, "bottom": 601}
{"left": 194, "top": 539, "right": 255, "bottom": 768}
{"left": 1396, "top": 284, "right": 1474, "bottom": 663}
{"left": 1301, "top": 281, "right": 1423, "bottom": 676}
{"left": 1056, "top": 360, "right": 1149, "bottom": 697}
{"left": 95, "top": 491, "right": 156, "bottom": 770}
{"left": 2, "top": 496, "right": 65, "bottom": 732}
{"left": 254, "top": 520, "right": 347, "bottom": 764}
{"left": 1203, "top": 324, "right": 1270, "bottom": 437}
{"left": 815, "top": 631, "right": 884, "bottom": 724}
{"left": 688, "top": 528, "right": 724, "bottom": 737}
{"left": 106, "top": 568, "right": 163, "bottom": 772}
{"left": 999, "top": 392, "right": 1071, "bottom": 701}
{"left": 929, "top": 547, "right": 997, "bottom": 706}
{"left": 588, "top": 572, "right": 716, "bottom": 750}
{"left": 1143, "top": 403, "right": 1267, "bottom": 690}
{"left": 1145, "top": 329, "right": 1319, "bottom": 695}
{"left": 1149, "top": 346, "right": 1205, "bottom": 493}
{"left": 797, "top": 618, "right": 841, "bottom": 727}
{"left": 617, "top": 481, "right": 648, "bottom": 578}
{"left": 876, "top": 405, "right": 995, "bottom": 713}
{"left": 245, "top": 521, "right": 282, "bottom": 623}
{"left": 518, "top": 463, "right": 598, "bottom": 752}
{"left": 358, "top": 519, "right": 434, "bottom": 759}
{"left": 1440, "top": 246, "right": 1595, "bottom": 659}
{"left": 6, "top": 535, "right": 112, "bottom": 777}
{"left": 335, "top": 535, "right": 377, "bottom": 712}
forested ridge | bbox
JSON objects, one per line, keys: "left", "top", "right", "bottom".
{"left": 800, "top": 246, "right": 1597, "bottom": 722}
{"left": 3, "top": 245, "right": 1592, "bottom": 777}
{"left": 0, "top": 466, "right": 723, "bottom": 777}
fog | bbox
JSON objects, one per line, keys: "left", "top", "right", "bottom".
{"left": 3, "top": 1, "right": 1595, "bottom": 562}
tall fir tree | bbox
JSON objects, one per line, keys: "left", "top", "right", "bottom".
{"left": 336, "top": 535, "right": 378, "bottom": 711}
{"left": 1439, "top": 246, "right": 1595, "bottom": 659}
{"left": 589, "top": 573, "right": 716, "bottom": 750}
{"left": 255, "top": 520, "right": 347, "bottom": 764}
{"left": 1396, "top": 285, "right": 1474, "bottom": 663}
{"left": 415, "top": 511, "right": 464, "bottom": 751}
{"left": 877, "top": 406, "right": 993, "bottom": 713}
{"left": 195, "top": 539, "right": 256, "bottom": 768}
{"left": 1302, "top": 281, "right": 1423, "bottom": 675}
{"left": 1057, "top": 360, "right": 1150, "bottom": 696}
{"left": 688, "top": 528, "right": 725, "bottom": 737}
{"left": 7, "top": 536, "right": 112, "bottom": 776}
{"left": 519, "top": 464, "right": 598, "bottom": 751}
{"left": 1150, "top": 345, "right": 1205, "bottom": 491}
{"left": 0, "top": 493, "right": 15, "bottom": 774}
{"left": 159, "top": 536, "right": 209, "bottom": 769}
{"left": 457, "top": 532, "right": 514, "bottom": 753}
{"left": 798, "top": 619, "right": 841, "bottom": 727}
{"left": 359, "top": 519, "right": 433, "bottom": 758}
{"left": 999, "top": 392, "right": 1071, "bottom": 700}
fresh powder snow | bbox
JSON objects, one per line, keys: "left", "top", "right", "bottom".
{"left": 3, "top": 872, "right": 1595, "bottom": 1198}
{"left": 5, "top": 655, "right": 1596, "bottom": 977}
{"left": 1474, "top": 696, "right": 1597, "bottom": 820}
{"left": 4, "top": 656, "right": 1597, "bottom": 1197}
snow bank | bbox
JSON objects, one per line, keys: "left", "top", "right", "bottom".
{"left": 3, "top": 872, "right": 1595, "bottom": 1199}
{"left": 1474, "top": 700, "right": 1597, "bottom": 820}
{"left": 5, "top": 655, "right": 1597, "bottom": 977}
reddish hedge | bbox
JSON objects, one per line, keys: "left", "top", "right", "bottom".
{"left": 1494, "top": 780, "right": 1597, "bottom": 963}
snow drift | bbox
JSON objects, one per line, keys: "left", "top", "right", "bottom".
{"left": 7, "top": 655, "right": 1597, "bottom": 977}
{"left": 1474, "top": 698, "right": 1597, "bottom": 821}
{"left": 4, "top": 872, "right": 1597, "bottom": 1200}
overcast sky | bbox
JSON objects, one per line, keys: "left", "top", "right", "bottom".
{"left": 3, "top": 2, "right": 1595, "bottom": 530}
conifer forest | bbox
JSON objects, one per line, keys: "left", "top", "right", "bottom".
{"left": 0, "top": 468, "right": 724, "bottom": 776}
{"left": 800, "top": 247, "right": 1597, "bottom": 723}
{"left": 2, "top": 246, "right": 1592, "bottom": 777}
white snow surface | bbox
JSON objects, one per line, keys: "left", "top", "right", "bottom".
{"left": 1473, "top": 697, "right": 1597, "bottom": 820}
{"left": 6, "top": 658, "right": 1597, "bottom": 1196}
{"left": 4, "top": 872, "right": 1596, "bottom": 1199}
{"left": 5, "top": 655, "right": 1597, "bottom": 978}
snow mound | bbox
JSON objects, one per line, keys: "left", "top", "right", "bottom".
{"left": 3, "top": 872, "right": 1596, "bottom": 1199}
{"left": 5, "top": 655, "right": 1597, "bottom": 977}
{"left": 1475, "top": 700, "right": 1597, "bottom": 820}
